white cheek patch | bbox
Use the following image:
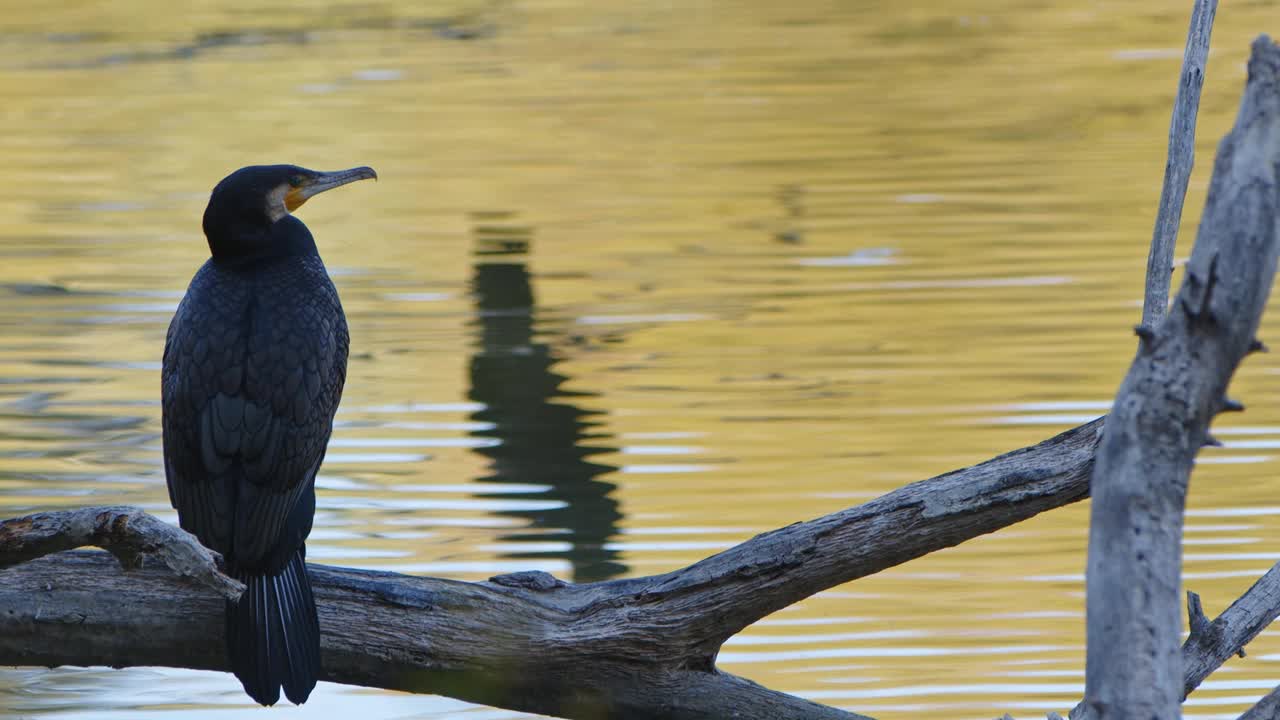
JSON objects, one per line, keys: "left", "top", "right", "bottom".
{"left": 265, "top": 184, "right": 291, "bottom": 223}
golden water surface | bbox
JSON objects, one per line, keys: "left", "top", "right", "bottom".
{"left": 2, "top": 1, "right": 1280, "bottom": 718}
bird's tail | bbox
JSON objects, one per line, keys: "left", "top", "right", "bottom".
{"left": 225, "top": 548, "right": 320, "bottom": 705}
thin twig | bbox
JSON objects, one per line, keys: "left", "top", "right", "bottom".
{"left": 1141, "top": 0, "right": 1217, "bottom": 328}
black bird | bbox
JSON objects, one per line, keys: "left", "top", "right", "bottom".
{"left": 162, "top": 164, "right": 375, "bottom": 705}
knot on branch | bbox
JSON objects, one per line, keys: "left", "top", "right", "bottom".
{"left": 1179, "top": 252, "right": 1221, "bottom": 327}
{"left": 1134, "top": 323, "right": 1160, "bottom": 354}
{"left": 1219, "top": 396, "right": 1245, "bottom": 414}
{"left": 1248, "top": 35, "right": 1280, "bottom": 81}
{"left": 490, "top": 570, "right": 568, "bottom": 591}
{"left": 93, "top": 509, "right": 153, "bottom": 569}
{"left": 1186, "top": 590, "right": 1224, "bottom": 649}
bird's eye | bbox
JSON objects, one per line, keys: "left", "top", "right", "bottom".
{"left": 289, "top": 176, "right": 304, "bottom": 188}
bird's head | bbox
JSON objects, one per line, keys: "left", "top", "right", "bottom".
{"left": 202, "top": 164, "right": 377, "bottom": 260}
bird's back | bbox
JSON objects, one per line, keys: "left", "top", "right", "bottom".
{"left": 162, "top": 255, "right": 349, "bottom": 571}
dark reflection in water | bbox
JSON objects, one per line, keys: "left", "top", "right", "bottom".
{"left": 466, "top": 222, "right": 624, "bottom": 582}
{"left": 22, "top": 13, "right": 497, "bottom": 71}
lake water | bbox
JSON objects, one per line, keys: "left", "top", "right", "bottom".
{"left": 2, "top": 2, "right": 1280, "bottom": 719}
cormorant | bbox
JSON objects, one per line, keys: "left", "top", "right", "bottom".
{"left": 162, "top": 164, "right": 375, "bottom": 705}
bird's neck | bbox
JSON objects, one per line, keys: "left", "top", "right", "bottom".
{"left": 206, "top": 216, "right": 320, "bottom": 267}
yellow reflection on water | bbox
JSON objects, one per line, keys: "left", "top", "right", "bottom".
{"left": 1, "top": 1, "right": 1280, "bottom": 718}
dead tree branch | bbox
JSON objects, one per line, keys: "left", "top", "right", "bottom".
{"left": 0, "top": 417, "right": 1104, "bottom": 720}
{"left": 1080, "top": 34, "right": 1280, "bottom": 720}
{"left": 1182, "top": 563, "right": 1280, "bottom": 697}
{"left": 1, "top": 551, "right": 863, "bottom": 720}
{"left": 0, "top": 505, "right": 241, "bottom": 600}
{"left": 1139, "top": 0, "right": 1217, "bottom": 329}
{"left": 1061, "top": 496, "right": 1280, "bottom": 720}
{"left": 1240, "top": 684, "right": 1280, "bottom": 720}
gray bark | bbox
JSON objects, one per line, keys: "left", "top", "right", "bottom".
{"left": 2, "top": 551, "right": 862, "bottom": 720}
{"left": 0, "top": 504, "right": 242, "bottom": 599}
{"left": 1065, "top": 568, "right": 1280, "bottom": 719}
{"left": 0, "top": 418, "right": 1101, "bottom": 720}
{"left": 1081, "top": 35, "right": 1280, "bottom": 720}
{"left": 1240, "top": 685, "right": 1280, "bottom": 720}
{"left": 1140, "top": 0, "right": 1218, "bottom": 328}
{"left": 22, "top": 416, "right": 1279, "bottom": 720}
{"left": 1182, "top": 565, "right": 1280, "bottom": 698}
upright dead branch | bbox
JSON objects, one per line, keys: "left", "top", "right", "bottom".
{"left": 1081, "top": 35, "right": 1280, "bottom": 720}
{"left": 1139, "top": 0, "right": 1217, "bottom": 329}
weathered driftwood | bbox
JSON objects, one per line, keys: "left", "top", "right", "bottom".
{"left": 1140, "top": 0, "right": 1217, "bottom": 329}
{"left": 0, "top": 417, "right": 1103, "bottom": 720}
{"left": 0, "top": 504, "right": 242, "bottom": 599}
{"left": 2, "top": 550, "right": 864, "bottom": 720}
{"left": 1080, "top": 34, "right": 1280, "bottom": 720}
{"left": 2, "top": 416, "right": 1273, "bottom": 720}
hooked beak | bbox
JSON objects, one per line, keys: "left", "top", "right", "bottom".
{"left": 285, "top": 166, "right": 378, "bottom": 211}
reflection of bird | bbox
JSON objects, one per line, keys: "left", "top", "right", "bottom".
{"left": 162, "top": 164, "right": 375, "bottom": 705}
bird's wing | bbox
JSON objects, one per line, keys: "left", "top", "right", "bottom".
{"left": 163, "top": 263, "right": 348, "bottom": 568}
